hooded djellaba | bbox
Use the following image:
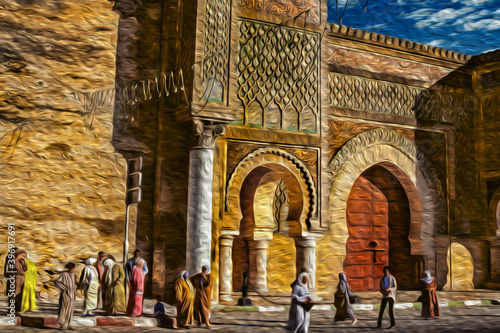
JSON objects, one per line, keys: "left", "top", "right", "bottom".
{"left": 78, "top": 257, "right": 99, "bottom": 316}
{"left": 419, "top": 270, "right": 440, "bottom": 318}
{"left": 103, "top": 259, "right": 126, "bottom": 315}
{"left": 175, "top": 270, "right": 195, "bottom": 328}
{"left": 286, "top": 272, "right": 314, "bottom": 333}
{"left": 333, "top": 272, "right": 358, "bottom": 324}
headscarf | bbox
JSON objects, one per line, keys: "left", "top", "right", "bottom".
{"left": 104, "top": 259, "right": 115, "bottom": 284}
{"left": 14, "top": 250, "right": 26, "bottom": 258}
{"left": 202, "top": 265, "right": 210, "bottom": 274}
{"left": 86, "top": 257, "right": 97, "bottom": 266}
{"left": 337, "top": 272, "right": 350, "bottom": 294}
{"left": 421, "top": 270, "right": 434, "bottom": 284}
{"left": 177, "top": 270, "right": 186, "bottom": 279}
{"left": 296, "top": 272, "right": 310, "bottom": 288}
{"left": 136, "top": 258, "right": 145, "bottom": 269}
{"left": 183, "top": 271, "right": 189, "bottom": 279}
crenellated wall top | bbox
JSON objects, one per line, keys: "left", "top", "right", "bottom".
{"left": 327, "top": 23, "right": 471, "bottom": 65}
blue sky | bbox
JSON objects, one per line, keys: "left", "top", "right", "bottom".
{"left": 327, "top": 0, "right": 500, "bottom": 55}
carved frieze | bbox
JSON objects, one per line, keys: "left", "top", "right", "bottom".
{"left": 238, "top": 0, "right": 320, "bottom": 25}
{"left": 324, "top": 45, "right": 452, "bottom": 84}
{"left": 237, "top": 20, "right": 319, "bottom": 133}
{"left": 328, "top": 73, "right": 422, "bottom": 118}
{"left": 413, "top": 89, "right": 475, "bottom": 123}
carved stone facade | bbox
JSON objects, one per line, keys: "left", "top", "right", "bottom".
{"left": 237, "top": 20, "right": 319, "bottom": 133}
{"left": 3, "top": 0, "right": 500, "bottom": 302}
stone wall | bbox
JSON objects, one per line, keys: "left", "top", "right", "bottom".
{"left": 0, "top": 0, "right": 125, "bottom": 297}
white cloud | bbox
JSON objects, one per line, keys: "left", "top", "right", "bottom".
{"left": 428, "top": 39, "right": 446, "bottom": 47}
{"left": 464, "top": 19, "right": 500, "bottom": 31}
{"left": 452, "top": 0, "right": 493, "bottom": 5}
{"left": 412, "top": 7, "right": 475, "bottom": 29}
{"left": 408, "top": 3, "right": 499, "bottom": 32}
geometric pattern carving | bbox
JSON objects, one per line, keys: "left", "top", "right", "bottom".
{"left": 414, "top": 88, "right": 482, "bottom": 235}
{"left": 237, "top": 20, "right": 319, "bottom": 133}
{"left": 202, "top": 0, "right": 230, "bottom": 102}
{"left": 248, "top": 100, "right": 263, "bottom": 126}
{"left": 329, "top": 73, "right": 422, "bottom": 117}
{"left": 413, "top": 89, "right": 475, "bottom": 123}
{"left": 300, "top": 107, "right": 316, "bottom": 132}
{"left": 266, "top": 102, "right": 281, "bottom": 129}
{"left": 283, "top": 105, "right": 298, "bottom": 131}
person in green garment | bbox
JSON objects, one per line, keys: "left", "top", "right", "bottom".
{"left": 20, "top": 252, "right": 37, "bottom": 312}
{"left": 103, "top": 258, "right": 126, "bottom": 315}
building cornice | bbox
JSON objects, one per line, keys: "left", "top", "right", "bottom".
{"left": 327, "top": 23, "right": 471, "bottom": 64}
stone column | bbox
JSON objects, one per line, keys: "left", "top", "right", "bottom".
{"left": 295, "top": 236, "right": 318, "bottom": 290}
{"left": 248, "top": 239, "right": 269, "bottom": 292}
{"left": 219, "top": 234, "right": 235, "bottom": 302}
{"left": 186, "top": 121, "right": 224, "bottom": 274}
{"left": 489, "top": 238, "right": 500, "bottom": 283}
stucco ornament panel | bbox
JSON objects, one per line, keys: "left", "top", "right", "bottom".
{"left": 328, "top": 73, "right": 423, "bottom": 117}
{"left": 224, "top": 148, "right": 318, "bottom": 234}
{"left": 237, "top": 19, "right": 319, "bottom": 133}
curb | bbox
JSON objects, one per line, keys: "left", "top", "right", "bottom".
{"left": 1, "top": 299, "right": 498, "bottom": 327}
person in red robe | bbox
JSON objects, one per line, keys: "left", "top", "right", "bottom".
{"left": 419, "top": 270, "right": 440, "bottom": 318}
{"left": 126, "top": 259, "right": 145, "bottom": 317}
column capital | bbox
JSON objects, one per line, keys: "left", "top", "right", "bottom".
{"left": 247, "top": 238, "right": 269, "bottom": 250}
{"left": 193, "top": 119, "right": 225, "bottom": 149}
{"left": 220, "top": 235, "right": 235, "bottom": 247}
{"left": 294, "top": 234, "right": 320, "bottom": 248}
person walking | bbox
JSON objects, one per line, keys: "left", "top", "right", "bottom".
{"left": 191, "top": 266, "right": 213, "bottom": 328}
{"left": 55, "top": 263, "right": 77, "bottom": 330}
{"left": 333, "top": 272, "right": 358, "bottom": 325}
{"left": 175, "top": 270, "right": 194, "bottom": 328}
{"left": 377, "top": 266, "right": 397, "bottom": 329}
{"left": 419, "top": 270, "right": 440, "bottom": 318}
{"left": 103, "top": 259, "right": 126, "bottom": 315}
{"left": 78, "top": 258, "right": 99, "bottom": 316}
{"left": 286, "top": 272, "right": 313, "bottom": 333}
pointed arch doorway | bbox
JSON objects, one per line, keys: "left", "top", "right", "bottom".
{"left": 344, "top": 164, "right": 424, "bottom": 291}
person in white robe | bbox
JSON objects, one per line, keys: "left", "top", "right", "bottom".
{"left": 286, "top": 272, "right": 313, "bottom": 333}
{"left": 78, "top": 257, "right": 99, "bottom": 316}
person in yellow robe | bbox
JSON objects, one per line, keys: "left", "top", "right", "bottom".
{"left": 103, "top": 259, "right": 126, "bottom": 315}
{"left": 21, "top": 253, "right": 37, "bottom": 312}
{"left": 175, "top": 271, "right": 194, "bottom": 328}
{"left": 191, "top": 266, "right": 213, "bottom": 328}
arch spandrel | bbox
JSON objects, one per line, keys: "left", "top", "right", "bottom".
{"left": 223, "top": 148, "right": 318, "bottom": 237}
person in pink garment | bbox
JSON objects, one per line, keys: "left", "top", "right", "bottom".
{"left": 126, "top": 259, "right": 145, "bottom": 317}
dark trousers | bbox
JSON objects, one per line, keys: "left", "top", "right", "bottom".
{"left": 377, "top": 298, "right": 395, "bottom": 326}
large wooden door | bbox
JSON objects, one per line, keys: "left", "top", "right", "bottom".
{"left": 344, "top": 176, "right": 389, "bottom": 291}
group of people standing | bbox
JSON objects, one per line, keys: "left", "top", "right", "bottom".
{"left": 53, "top": 249, "right": 148, "bottom": 330}
{"left": 5, "top": 249, "right": 38, "bottom": 313}
{"left": 287, "top": 267, "right": 441, "bottom": 333}
{"left": 174, "top": 265, "right": 213, "bottom": 329}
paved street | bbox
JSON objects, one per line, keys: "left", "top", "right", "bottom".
{"left": 2, "top": 305, "right": 500, "bottom": 332}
